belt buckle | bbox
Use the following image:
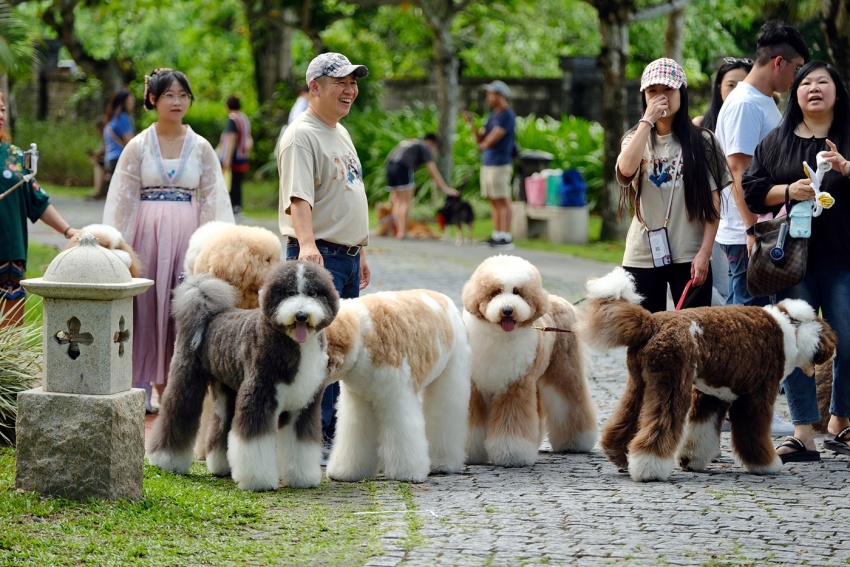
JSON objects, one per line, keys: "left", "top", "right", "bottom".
{"left": 344, "top": 245, "right": 359, "bottom": 256}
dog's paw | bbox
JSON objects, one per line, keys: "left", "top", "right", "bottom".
{"left": 485, "top": 436, "right": 538, "bottom": 467}
{"left": 742, "top": 455, "right": 783, "bottom": 475}
{"left": 205, "top": 447, "right": 231, "bottom": 477}
{"left": 628, "top": 452, "right": 675, "bottom": 482}
{"left": 147, "top": 449, "right": 193, "bottom": 475}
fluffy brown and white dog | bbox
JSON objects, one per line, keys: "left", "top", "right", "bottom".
{"left": 323, "top": 290, "right": 470, "bottom": 483}
{"left": 64, "top": 223, "right": 142, "bottom": 277}
{"left": 581, "top": 267, "right": 837, "bottom": 482}
{"left": 147, "top": 261, "right": 339, "bottom": 491}
{"left": 461, "top": 255, "right": 598, "bottom": 467}
{"left": 184, "top": 221, "right": 282, "bottom": 309}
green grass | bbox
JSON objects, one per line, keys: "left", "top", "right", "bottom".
{"left": 0, "top": 449, "right": 391, "bottom": 566}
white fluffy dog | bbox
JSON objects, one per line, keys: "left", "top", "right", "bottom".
{"left": 64, "top": 223, "right": 142, "bottom": 277}
{"left": 324, "top": 290, "right": 471, "bottom": 483}
{"left": 462, "top": 255, "right": 598, "bottom": 466}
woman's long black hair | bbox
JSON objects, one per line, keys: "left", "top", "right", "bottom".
{"left": 619, "top": 85, "right": 723, "bottom": 225}
{"left": 700, "top": 59, "right": 753, "bottom": 132}
{"left": 761, "top": 61, "right": 850, "bottom": 166}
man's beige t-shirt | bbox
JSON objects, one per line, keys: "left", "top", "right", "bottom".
{"left": 278, "top": 112, "right": 369, "bottom": 247}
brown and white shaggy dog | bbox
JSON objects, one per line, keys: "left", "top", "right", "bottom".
{"left": 184, "top": 222, "right": 282, "bottom": 309}
{"left": 323, "top": 290, "right": 471, "bottom": 483}
{"left": 147, "top": 261, "right": 339, "bottom": 491}
{"left": 65, "top": 224, "right": 142, "bottom": 277}
{"left": 581, "top": 267, "right": 837, "bottom": 482}
{"left": 461, "top": 255, "right": 598, "bottom": 467}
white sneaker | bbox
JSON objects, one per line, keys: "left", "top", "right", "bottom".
{"left": 770, "top": 414, "right": 795, "bottom": 437}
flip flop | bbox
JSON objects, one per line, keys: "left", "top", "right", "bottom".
{"left": 824, "top": 426, "right": 850, "bottom": 456}
{"left": 776, "top": 436, "right": 821, "bottom": 463}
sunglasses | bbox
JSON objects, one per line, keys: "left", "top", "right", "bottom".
{"left": 723, "top": 57, "right": 754, "bottom": 65}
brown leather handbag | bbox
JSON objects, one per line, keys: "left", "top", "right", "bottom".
{"left": 747, "top": 201, "right": 808, "bottom": 297}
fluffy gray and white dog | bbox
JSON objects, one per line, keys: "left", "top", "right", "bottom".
{"left": 147, "top": 260, "right": 339, "bottom": 491}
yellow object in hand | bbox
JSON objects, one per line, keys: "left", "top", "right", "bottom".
{"left": 818, "top": 192, "right": 835, "bottom": 209}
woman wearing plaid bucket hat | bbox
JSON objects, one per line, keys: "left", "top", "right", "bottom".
{"left": 615, "top": 58, "right": 732, "bottom": 313}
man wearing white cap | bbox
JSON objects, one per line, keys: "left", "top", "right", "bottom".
{"left": 465, "top": 80, "right": 516, "bottom": 248}
{"left": 277, "top": 52, "right": 371, "bottom": 456}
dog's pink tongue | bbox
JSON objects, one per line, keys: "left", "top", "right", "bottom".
{"left": 500, "top": 318, "right": 515, "bottom": 332}
{"left": 294, "top": 321, "right": 308, "bottom": 343}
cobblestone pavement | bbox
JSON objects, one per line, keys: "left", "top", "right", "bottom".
{"left": 36, "top": 196, "right": 850, "bottom": 566}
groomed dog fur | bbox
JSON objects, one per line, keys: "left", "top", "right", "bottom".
{"left": 324, "top": 290, "right": 471, "bottom": 483}
{"left": 147, "top": 261, "right": 339, "bottom": 491}
{"left": 581, "top": 267, "right": 837, "bottom": 482}
{"left": 65, "top": 223, "right": 142, "bottom": 277}
{"left": 185, "top": 222, "right": 282, "bottom": 309}
{"left": 462, "top": 255, "right": 598, "bottom": 467}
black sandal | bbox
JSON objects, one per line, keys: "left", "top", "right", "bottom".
{"left": 776, "top": 436, "right": 821, "bottom": 463}
{"left": 824, "top": 426, "right": 850, "bottom": 456}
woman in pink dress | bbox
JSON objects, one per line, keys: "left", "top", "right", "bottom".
{"left": 103, "top": 68, "right": 234, "bottom": 412}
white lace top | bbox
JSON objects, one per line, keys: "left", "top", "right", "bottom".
{"left": 103, "top": 125, "right": 234, "bottom": 239}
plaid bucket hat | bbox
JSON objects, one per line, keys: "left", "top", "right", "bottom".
{"left": 306, "top": 53, "right": 369, "bottom": 84}
{"left": 640, "top": 58, "right": 687, "bottom": 92}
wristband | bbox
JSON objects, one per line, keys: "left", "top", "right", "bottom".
{"left": 63, "top": 226, "right": 73, "bottom": 238}
{"left": 745, "top": 225, "right": 755, "bottom": 236}
{"left": 639, "top": 118, "right": 654, "bottom": 128}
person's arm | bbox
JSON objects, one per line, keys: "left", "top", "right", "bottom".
{"left": 463, "top": 110, "right": 484, "bottom": 144}
{"left": 359, "top": 248, "right": 370, "bottom": 290}
{"left": 727, "top": 153, "right": 759, "bottom": 229}
{"left": 618, "top": 94, "right": 667, "bottom": 179}
{"left": 39, "top": 204, "right": 77, "bottom": 240}
{"left": 220, "top": 132, "right": 236, "bottom": 169}
{"left": 478, "top": 126, "right": 506, "bottom": 152}
{"left": 691, "top": 190, "right": 720, "bottom": 286}
{"left": 290, "top": 197, "right": 323, "bottom": 265}
{"left": 425, "top": 162, "right": 458, "bottom": 196}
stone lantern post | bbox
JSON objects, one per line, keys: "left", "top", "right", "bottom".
{"left": 16, "top": 234, "right": 153, "bottom": 500}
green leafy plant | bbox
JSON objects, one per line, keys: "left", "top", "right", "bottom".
{"left": 0, "top": 311, "right": 41, "bottom": 446}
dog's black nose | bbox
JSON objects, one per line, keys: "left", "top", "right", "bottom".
{"left": 296, "top": 311, "right": 308, "bottom": 322}
{"left": 501, "top": 305, "right": 513, "bottom": 317}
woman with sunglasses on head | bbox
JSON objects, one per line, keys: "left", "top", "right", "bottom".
{"left": 693, "top": 57, "right": 754, "bottom": 132}
{"left": 616, "top": 58, "right": 731, "bottom": 313}
{"left": 743, "top": 61, "right": 850, "bottom": 463}
{"left": 103, "top": 68, "right": 234, "bottom": 412}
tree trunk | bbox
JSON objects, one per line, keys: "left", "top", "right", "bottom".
{"left": 664, "top": 7, "right": 686, "bottom": 62}
{"left": 597, "top": 10, "right": 633, "bottom": 240}
{"left": 822, "top": 0, "right": 850, "bottom": 81}
{"left": 243, "top": 2, "right": 292, "bottom": 105}
{"left": 430, "top": 25, "right": 459, "bottom": 194}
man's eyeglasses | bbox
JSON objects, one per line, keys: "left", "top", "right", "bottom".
{"left": 724, "top": 57, "right": 754, "bottom": 65}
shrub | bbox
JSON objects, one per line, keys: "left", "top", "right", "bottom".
{"left": 14, "top": 118, "right": 101, "bottom": 187}
{"left": 0, "top": 315, "right": 41, "bottom": 446}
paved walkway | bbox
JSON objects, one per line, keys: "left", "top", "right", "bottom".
{"left": 33, "top": 196, "right": 850, "bottom": 566}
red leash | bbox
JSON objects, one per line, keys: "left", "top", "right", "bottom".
{"left": 675, "top": 279, "right": 701, "bottom": 311}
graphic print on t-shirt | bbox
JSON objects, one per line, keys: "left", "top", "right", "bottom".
{"left": 647, "top": 153, "right": 682, "bottom": 189}
{"left": 331, "top": 151, "right": 364, "bottom": 186}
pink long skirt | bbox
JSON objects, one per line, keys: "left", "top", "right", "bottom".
{"left": 131, "top": 199, "right": 200, "bottom": 388}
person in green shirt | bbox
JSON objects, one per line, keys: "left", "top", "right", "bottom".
{"left": 0, "top": 91, "right": 78, "bottom": 327}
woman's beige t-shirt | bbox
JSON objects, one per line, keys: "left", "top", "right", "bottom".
{"left": 616, "top": 132, "right": 730, "bottom": 268}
